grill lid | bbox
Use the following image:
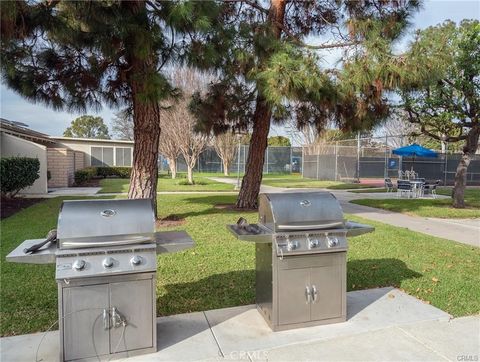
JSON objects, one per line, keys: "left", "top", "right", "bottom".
{"left": 258, "top": 191, "right": 344, "bottom": 232}
{"left": 57, "top": 199, "right": 155, "bottom": 249}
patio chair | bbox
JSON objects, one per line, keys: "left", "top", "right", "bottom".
{"left": 384, "top": 178, "right": 394, "bottom": 192}
{"left": 423, "top": 180, "right": 439, "bottom": 198}
{"left": 431, "top": 180, "right": 441, "bottom": 198}
{"left": 396, "top": 180, "right": 413, "bottom": 198}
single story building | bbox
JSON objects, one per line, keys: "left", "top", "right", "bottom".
{"left": 0, "top": 118, "right": 133, "bottom": 194}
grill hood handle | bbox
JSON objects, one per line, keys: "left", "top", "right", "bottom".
{"left": 23, "top": 229, "right": 57, "bottom": 254}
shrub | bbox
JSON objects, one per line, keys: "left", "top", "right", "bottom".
{"left": 0, "top": 157, "right": 40, "bottom": 198}
{"left": 74, "top": 166, "right": 131, "bottom": 185}
{"left": 96, "top": 167, "right": 131, "bottom": 178}
{"left": 177, "top": 179, "right": 207, "bottom": 186}
{"left": 74, "top": 167, "right": 97, "bottom": 185}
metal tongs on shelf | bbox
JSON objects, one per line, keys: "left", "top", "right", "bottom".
{"left": 236, "top": 217, "right": 263, "bottom": 235}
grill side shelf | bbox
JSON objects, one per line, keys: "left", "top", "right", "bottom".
{"left": 154, "top": 231, "right": 195, "bottom": 254}
{"left": 6, "top": 239, "right": 57, "bottom": 264}
{"left": 227, "top": 224, "right": 273, "bottom": 243}
{"left": 345, "top": 221, "right": 375, "bottom": 237}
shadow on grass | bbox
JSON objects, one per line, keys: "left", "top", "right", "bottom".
{"left": 347, "top": 258, "right": 422, "bottom": 291}
{"left": 158, "top": 258, "right": 421, "bottom": 322}
{"left": 159, "top": 195, "right": 255, "bottom": 220}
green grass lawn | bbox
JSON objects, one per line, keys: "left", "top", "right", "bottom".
{"left": 1, "top": 195, "right": 479, "bottom": 336}
{"left": 99, "top": 173, "right": 235, "bottom": 193}
{"left": 352, "top": 188, "right": 480, "bottom": 218}
{"left": 261, "top": 177, "right": 378, "bottom": 190}
{"left": 327, "top": 183, "right": 379, "bottom": 190}
{"left": 349, "top": 188, "right": 389, "bottom": 193}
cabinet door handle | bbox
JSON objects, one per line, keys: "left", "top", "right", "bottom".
{"left": 311, "top": 285, "right": 318, "bottom": 303}
{"left": 103, "top": 309, "right": 110, "bottom": 330}
{"left": 305, "top": 286, "right": 311, "bottom": 304}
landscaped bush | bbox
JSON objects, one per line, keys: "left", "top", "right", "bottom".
{"left": 74, "top": 167, "right": 97, "bottom": 185}
{"left": 0, "top": 157, "right": 40, "bottom": 198}
{"left": 96, "top": 167, "right": 131, "bottom": 178}
{"left": 74, "top": 166, "right": 131, "bottom": 185}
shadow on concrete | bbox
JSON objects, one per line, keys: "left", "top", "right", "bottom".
{"left": 347, "top": 258, "right": 422, "bottom": 317}
{"left": 157, "top": 258, "right": 421, "bottom": 333}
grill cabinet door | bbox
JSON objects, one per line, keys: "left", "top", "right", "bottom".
{"left": 277, "top": 268, "right": 310, "bottom": 325}
{"left": 310, "top": 264, "right": 343, "bottom": 321}
{"left": 62, "top": 284, "right": 110, "bottom": 361}
{"left": 109, "top": 279, "right": 154, "bottom": 353}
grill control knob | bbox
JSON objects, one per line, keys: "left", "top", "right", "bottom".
{"left": 103, "top": 257, "right": 115, "bottom": 269}
{"left": 309, "top": 238, "right": 319, "bottom": 249}
{"left": 130, "top": 255, "right": 143, "bottom": 266}
{"left": 287, "top": 240, "right": 299, "bottom": 251}
{"left": 72, "top": 259, "right": 86, "bottom": 271}
{"left": 327, "top": 235, "right": 339, "bottom": 248}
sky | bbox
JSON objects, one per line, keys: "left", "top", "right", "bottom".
{"left": 1, "top": 0, "right": 479, "bottom": 138}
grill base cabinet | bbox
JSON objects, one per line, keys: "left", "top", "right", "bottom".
{"left": 58, "top": 273, "right": 157, "bottom": 361}
{"left": 229, "top": 192, "right": 373, "bottom": 332}
{"left": 256, "top": 243, "right": 346, "bottom": 331}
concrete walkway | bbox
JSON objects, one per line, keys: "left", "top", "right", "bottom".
{"left": 331, "top": 190, "right": 479, "bottom": 248}
{"left": 3, "top": 287, "right": 477, "bottom": 362}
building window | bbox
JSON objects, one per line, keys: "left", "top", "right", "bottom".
{"left": 115, "top": 147, "right": 132, "bottom": 167}
{"left": 91, "top": 147, "right": 114, "bottom": 166}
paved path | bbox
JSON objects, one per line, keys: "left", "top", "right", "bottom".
{"left": 331, "top": 190, "right": 479, "bottom": 247}
{"left": 4, "top": 287, "right": 477, "bottom": 362}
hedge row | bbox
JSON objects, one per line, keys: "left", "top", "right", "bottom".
{"left": 0, "top": 157, "right": 40, "bottom": 198}
{"left": 74, "top": 166, "right": 131, "bottom": 185}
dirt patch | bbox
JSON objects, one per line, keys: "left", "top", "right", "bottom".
{"left": 156, "top": 214, "right": 186, "bottom": 228}
{"left": 1, "top": 197, "right": 44, "bottom": 220}
{"left": 214, "top": 204, "right": 257, "bottom": 212}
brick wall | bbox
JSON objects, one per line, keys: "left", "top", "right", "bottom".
{"left": 47, "top": 148, "right": 75, "bottom": 188}
{"left": 74, "top": 151, "right": 85, "bottom": 171}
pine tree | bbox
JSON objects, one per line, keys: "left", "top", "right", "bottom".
{"left": 189, "top": 0, "right": 420, "bottom": 209}
{"left": 0, "top": 0, "right": 215, "bottom": 215}
{"left": 400, "top": 20, "right": 480, "bottom": 208}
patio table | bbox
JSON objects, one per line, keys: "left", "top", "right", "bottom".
{"left": 410, "top": 180, "right": 424, "bottom": 198}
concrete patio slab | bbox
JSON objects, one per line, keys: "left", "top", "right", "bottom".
{"left": 252, "top": 326, "right": 450, "bottom": 361}
{"left": 128, "top": 311, "right": 222, "bottom": 362}
{"left": 0, "top": 288, "right": 458, "bottom": 362}
{"left": 398, "top": 316, "right": 480, "bottom": 361}
{"left": 0, "top": 329, "right": 59, "bottom": 362}
{"left": 204, "top": 287, "right": 450, "bottom": 356}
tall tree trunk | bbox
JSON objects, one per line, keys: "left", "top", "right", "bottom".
{"left": 168, "top": 157, "right": 177, "bottom": 179}
{"left": 128, "top": 97, "right": 161, "bottom": 215}
{"left": 223, "top": 160, "right": 230, "bottom": 176}
{"left": 235, "top": 0, "right": 286, "bottom": 209}
{"left": 187, "top": 166, "right": 194, "bottom": 184}
{"left": 452, "top": 126, "right": 480, "bottom": 208}
{"left": 124, "top": 0, "right": 161, "bottom": 218}
{"left": 236, "top": 96, "right": 272, "bottom": 209}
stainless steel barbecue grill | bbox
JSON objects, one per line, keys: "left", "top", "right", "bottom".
{"left": 7, "top": 198, "right": 194, "bottom": 361}
{"left": 228, "top": 191, "right": 373, "bottom": 331}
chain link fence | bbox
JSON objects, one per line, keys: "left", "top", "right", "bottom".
{"left": 159, "top": 146, "right": 303, "bottom": 175}
{"left": 302, "top": 135, "right": 480, "bottom": 185}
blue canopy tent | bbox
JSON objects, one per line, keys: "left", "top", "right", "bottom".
{"left": 393, "top": 144, "right": 438, "bottom": 172}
